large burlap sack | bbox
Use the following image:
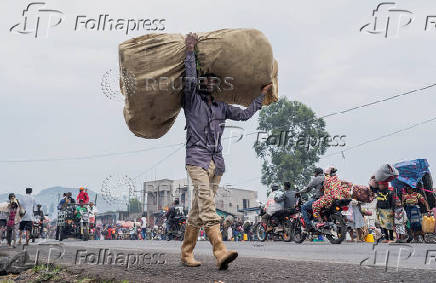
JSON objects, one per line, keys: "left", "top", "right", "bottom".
{"left": 119, "top": 28, "right": 278, "bottom": 139}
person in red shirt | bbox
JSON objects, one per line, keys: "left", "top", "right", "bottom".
{"left": 77, "top": 187, "right": 89, "bottom": 204}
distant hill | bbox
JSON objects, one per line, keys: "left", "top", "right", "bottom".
{"left": 0, "top": 187, "right": 116, "bottom": 219}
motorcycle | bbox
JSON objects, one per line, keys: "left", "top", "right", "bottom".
{"left": 255, "top": 202, "right": 294, "bottom": 242}
{"left": 292, "top": 198, "right": 351, "bottom": 244}
{"left": 166, "top": 216, "right": 186, "bottom": 241}
{"left": 30, "top": 219, "right": 43, "bottom": 243}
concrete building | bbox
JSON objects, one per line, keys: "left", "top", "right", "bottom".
{"left": 143, "top": 178, "right": 190, "bottom": 217}
{"left": 143, "top": 178, "right": 258, "bottom": 219}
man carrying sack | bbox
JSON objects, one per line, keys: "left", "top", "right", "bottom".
{"left": 180, "top": 32, "right": 272, "bottom": 270}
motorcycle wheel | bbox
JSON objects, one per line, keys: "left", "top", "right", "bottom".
{"left": 255, "top": 223, "right": 267, "bottom": 242}
{"left": 180, "top": 223, "right": 186, "bottom": 241}
{"left": 325, "top": 214, "right": 347, "bottom": 244}
{"left": 424, "top": 233, "right": 436, "bottom": 244}
{"left": 293, "top": 219, "right": 307, "bottom": 244}
{"left": 82, "top": 223, "right": 89, "bottom": 241}
{"left": 283, "top": 221, "right": 293, "bottom": 242}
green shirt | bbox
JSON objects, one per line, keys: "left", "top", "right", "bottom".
{"left": 76, "top": 206, "right": 87, "bottom": 219}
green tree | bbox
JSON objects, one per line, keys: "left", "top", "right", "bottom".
{"left": 254, "top": 97, "right": 329, "bottom": 190}
{"left": 129, "top": 198, "right": 142, "bottom": 213}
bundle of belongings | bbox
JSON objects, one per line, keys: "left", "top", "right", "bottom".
{"left": 119, "top": 28, "right": 279, "bottom": 138}
{"left": 391, "top": 159, "right": 435, "bottom": 209}
{"left": 266, "top": 189, "right": 285, "bottom": 216}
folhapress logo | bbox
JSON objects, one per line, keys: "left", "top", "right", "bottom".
{"left": 360, "top": 2, "right": 413, "bottom": 38}
{"left": 10, "top": 2, "right": 63, "bottom": 38}
{"left": 10, "top": 2, "right": 167, "bottom": 39}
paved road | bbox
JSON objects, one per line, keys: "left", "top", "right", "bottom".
{"left": 9, "top": 239, "right": 436, "bottom": 282}
{"left": 61, "top": 239, "right": 436, "bottom": 270}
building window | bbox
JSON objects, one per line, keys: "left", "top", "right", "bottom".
{"left": 229, "top": 203, "right": 232, "bottom": 207}
{"left": 243, "top": 199, "right": 249, "bottom": 209}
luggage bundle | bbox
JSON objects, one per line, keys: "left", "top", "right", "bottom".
{"left": 119, "top": 28, "right": 279, "bottom": 139}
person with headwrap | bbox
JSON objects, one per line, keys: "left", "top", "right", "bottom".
{"left": 368, "top": 164, "right": 400, "bottom": 242}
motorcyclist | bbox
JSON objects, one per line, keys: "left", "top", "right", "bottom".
{"left": 166, "top": 199, "right": 183, "bottom": 234}
{"left": 312, "top": 167, "right": 352, "bottom": 228}
{"left": 75, "top": 199, "right": 88, "bottom": 221}
{"left": 283, "top": 182, "right": 297, "bottom": 212}
{"left": 34, "top": 204, "right": 44, "bottom": 234}
{"left": 299, "top": 167, "right": 325, "bottom": 230}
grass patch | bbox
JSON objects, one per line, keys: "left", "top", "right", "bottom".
{"left": 31, "top": 264, "right": 62, "bottom": 282}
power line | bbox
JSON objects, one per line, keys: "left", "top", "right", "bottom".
{"left": 133, "top": 144, "right": 185, "bottom": 180}
{"left": 2, "top": 82, "right": 435, "bottom": 164}
{"left": 0, "top": 142, "right": 184, "bottom": 164}
{"left": 242, "top": 82, "right": 436, "bottom": 135}
{"left": 231, "top": 114, "right": 436, "bottom": 185}
{"left": 322, "top": 115, "right": 436, "bottom": 159}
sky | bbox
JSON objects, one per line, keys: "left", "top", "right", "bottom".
{"left": 1, "top": 0, "right": 436, "bottom": 203}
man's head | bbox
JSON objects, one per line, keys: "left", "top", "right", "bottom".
{"left": 174, "top": 199, "right": 180, "bottom": 206}
{"left": 67, "top": 192, "right": 72, "bottom": 198}
{"left": 26, "top": 187, "right": 32, "bottom": 194}
{"left": 8, "top": 193, "right": 15, "bottom": 201}
{"left": 89, "top": 202, "right": 94, "bottom": 207}
{"left": 37, "top": 204, "right": 42, "bottom": 210}
{"left": 79, "top": 187, "right": 84, "bottom": 192}
{"left": 314, "top": 167, "right": 324, "bottom": 177}
{"left": 284, "top": 182, "right": 291, "bottom": 191}
{"left": 324, "top": 166, "right": 337, "bottom": 176}
{"left": 199, "top": 72, "right": 219, "bottom": 94}
{"left": 271, "top": 184, "right": 279, "bottom": 192}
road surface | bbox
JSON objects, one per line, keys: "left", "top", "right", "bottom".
{"left": 10, "top": 239, "right": 436, "bottom": 282}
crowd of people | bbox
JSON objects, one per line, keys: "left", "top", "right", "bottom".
{"left": 3, "top": 162, "right": 434, "bottom": 246}
{"left": 264, "top": 162, "right": 436, "bottom": 243}
{"left": 0, "top": 188, "right": 45, "bottom": 248}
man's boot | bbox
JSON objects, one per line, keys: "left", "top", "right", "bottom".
{"left": 206, "top": 224, "right": 238, "bottom": 270}
{"left": 180, "top": 225, "right": 201, "bottom": 267}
